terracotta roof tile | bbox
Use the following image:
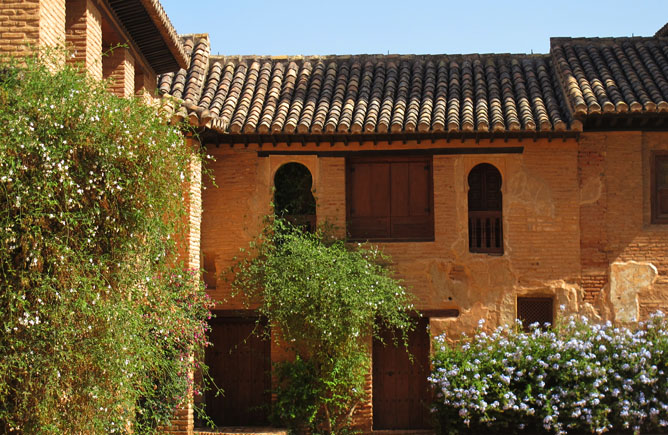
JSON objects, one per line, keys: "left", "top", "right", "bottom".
{"left": 551, "top": 37, "right": 668, "bottom": 116}
{"left": 472, "top": 60, "right": 488, "bottom": 132}
{"left": 364, "top": 62, "right": 385, "bottom": 132}
{"left": 258, "top": 62, "right": 284, "bottom": 134}
{"left": 377, "top": 61, "right": 398, "bottom": 133}
{"left": 183, "top": 37, "right": 209, "bottom": 106}
{"left": 338, "top": 61, "right": 361, "bottom": 133}
{"left": 159, "top": 42, "right": 585, "bottom": 135}
{"left": 417, "top": 60, "right": 436, "bottom": 132}
{"left": 244, "top": 61, "right": 272, "bottom": 133}
{"left": 160, "top": 33, "right": 668, "bottom": 135}
{"left": 431, "top": 60, "right": 448, "bottom": 132}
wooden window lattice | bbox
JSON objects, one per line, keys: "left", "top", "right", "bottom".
{"left": 517, "top": 297, "right": 554, "bottom": 330}
{"left": 468, "top": 164, "right": 503, "bottom": 253}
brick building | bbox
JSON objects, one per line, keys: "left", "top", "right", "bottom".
{"left": 4, "top": 1, "right": 668, "bottom": 433}
{"left": 0, "top": 0, "right": 188, "bottom": 96}
{"left": 158, "top": 30, "right": 668, "bottom": 432}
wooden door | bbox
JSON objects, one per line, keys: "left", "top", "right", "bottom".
{"left": 372, "top": 318, "right": 431, "bottom": 429}
{"left": 205, "top": 317, "right": 270, "bottom": 426}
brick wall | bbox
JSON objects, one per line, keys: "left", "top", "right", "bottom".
{"left": 201, "top": 138, "right": 584, "bottom": 430}
{"left": 102, "top": 46, "right": 135, "bottom": 97}
{"left": 39, "top": 0, "right": 65, "bottom": 48}
{"left": 579, "top": 131, "right": 668, "bottom": 319}
{"left": 0, "top": 0, "right": 65, "bottom": 57}
{"left": 134, "top": 68, "right": 158, "bottom": 96}
{"left": 201, "top": 148, "right": 271, "bottom": 307}
{"left": 578, "top": 135, "right": 608, "bottom": 302}
{"left": 65, "top": 0, "right": 102, "bottom": 80}
{"left": 187, "top": 149, "right": 202, "bottom": 272}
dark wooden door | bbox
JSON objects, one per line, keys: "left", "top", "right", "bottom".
{"left": 205, "top": 317, "right": 270, "bottom": 426}
{"left": 372, "top": 318, "right": 431, "bottom": 430}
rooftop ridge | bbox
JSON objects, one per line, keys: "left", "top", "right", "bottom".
{"left": 551, "top": 35, "right": 662, "bottom": 45}
{"left": 205, "top": 52, "right": 553, "bottom": 63}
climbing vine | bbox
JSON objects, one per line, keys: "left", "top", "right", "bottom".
{"left": 0, "top": 52, "right": 213, "bottom": 433}
{"left": 231, "top": 218, "right": 416, "bottom": 433}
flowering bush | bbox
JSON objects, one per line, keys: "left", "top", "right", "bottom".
{"left": 430, "top": 313, "right": 668, "bottom": 435}
{"left": 231, "top": 217, "right": 415, "bottom": 434}
{"left": 0, "top": 53, "right": 213, "bottom": 433}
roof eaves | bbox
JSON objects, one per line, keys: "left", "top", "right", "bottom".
{"left": 138, "top": 0, "right": 189, "bottom": 69}
{"left": 106, "top": 0, "right": 189, "bottom": 74}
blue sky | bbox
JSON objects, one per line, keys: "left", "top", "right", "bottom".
{"left": 160, "top": 1, "right": 667, "bottom": 56}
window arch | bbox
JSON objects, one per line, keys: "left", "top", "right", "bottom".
{"left": 273, "top": 162, "right": 316, "bottom": 231}
{"left": 468, "top": 163, "right": 503, "bottom": 254}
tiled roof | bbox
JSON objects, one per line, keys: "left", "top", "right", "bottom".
{"left": 159, "top": 35, "right": 574, "bottom": 136}
{"left": 656, "top": 22, "right": 668, "bottom": 37}
{"left": 551, "top": 37, "right": 668, "bottom": 116}
{"left": 107, "top": 0, "right": 188, "bottom": 74}
{"left": 159, "top": 34, "right": 668, "bottom": 137}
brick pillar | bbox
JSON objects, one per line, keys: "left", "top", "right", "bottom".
{"left": 162, "top": 136, "right": 202, "bottom": 435}
{"left": 103, "top": 46, "right": 135, "bottom": 97}
{"left": 0, "top": 0, "right": 65, "bottom": 57}
{"left": 65, "top": 0, "right": 102, "bottom": 80}
{"left": 134, "top": 68, "right": 158, "bottom": 96}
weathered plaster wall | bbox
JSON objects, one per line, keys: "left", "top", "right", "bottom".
{"left": 201, "top": 133, "right": 668, "bottom": 430}
{"left": 579, "top": 131, "right": 668, "bottom": 322}
{"left": 203, "top": 138, "right": 586, "bottom": 332}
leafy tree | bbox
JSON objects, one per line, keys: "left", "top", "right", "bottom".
{"left": 0, "top": 52, "right": 212, "bottom": 433}
{"left": 231, "top": 218, "right": 415, "bottom": 433}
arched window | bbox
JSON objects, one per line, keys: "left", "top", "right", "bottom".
{"left": 468, "top": 163, "right": 503, "bottom": 254}
{"left": 273, "top": 162, "right": 316, "bottom": 231}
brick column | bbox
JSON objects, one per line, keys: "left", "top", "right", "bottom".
{"left": 0, "top": 0, "right": 65, "bottom": 57}
{"left": 103, "top": 46, "right": 135, "bottom": 97}
{"left": 134, "top": 68, "right": 158, "bottom": 96}
{"left": 65, "top": 0, "right": 102, "bottom": 80}
{"left": 162, "top": 135, "right": 202, "bottom": 435}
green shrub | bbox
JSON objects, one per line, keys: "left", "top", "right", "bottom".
{"left": 231, "top": 218, "right": 415, "bottom": 434}
{"left": 430, "top": 313, "right": 668, "bottom": 435}
{"left": 0, "top": 52, "right": 213, "bottom": 433}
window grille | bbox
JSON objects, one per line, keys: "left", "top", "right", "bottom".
{"left": 517, "top": 297, "right": 553, "bottom": 330}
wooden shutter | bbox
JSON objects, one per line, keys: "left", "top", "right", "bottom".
{"left": 654, "top": 154, "right": 668, "bottom": 223}
{"left": 347, "top": 156, "right": 433, "bottom": 241}
{"left": 390, "top": 161, "right": 433, "bottom": 238}
{"left": 468, "top": 163, "right": 502, "bottom": 212}
{"left": 468, "top": 164, "right": 503, "bottom": 253}
{"left": 348, "top": 161, "right": 391, "bottom": 239}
